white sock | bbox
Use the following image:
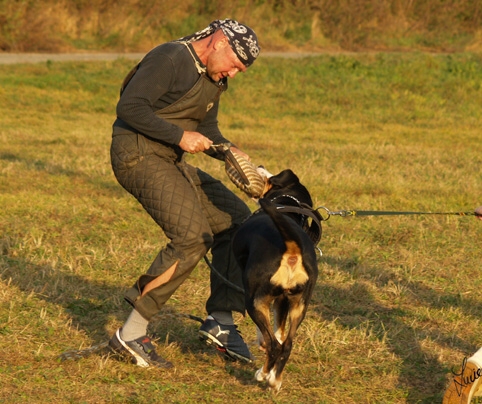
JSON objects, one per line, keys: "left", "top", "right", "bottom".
{"left": 209, "top": 311, "right": 234, "bottom": 326}
{"left": 120, "top": 309, "right": 149, "bottom": 341}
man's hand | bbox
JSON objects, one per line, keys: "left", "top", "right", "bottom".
{"left": 179, "top": 131, "right": 213, "bottom": 154}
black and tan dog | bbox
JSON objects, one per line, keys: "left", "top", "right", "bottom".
{"left": 232, "top": 169, "right": 321, "bottom": 392}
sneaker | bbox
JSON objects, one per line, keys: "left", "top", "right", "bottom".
{"left": 443, "top": 355, "right": 482, "bottom": 404}
{"left": 199, "top": 317, "right": 253, "bottom": 363}
{"left": 108, "top": 328, "right": 173, "bottom": 369}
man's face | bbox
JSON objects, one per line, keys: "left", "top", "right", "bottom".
{"left": 206, "top": 37, "right": 247, "bottom": 82}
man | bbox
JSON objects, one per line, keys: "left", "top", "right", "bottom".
{"left": 108, "top": 19, "right": 260, "bottom": 368}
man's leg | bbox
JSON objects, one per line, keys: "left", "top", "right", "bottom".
{"left": 184, "top": 165, "right": 253, "bottom": 362}
{"left": 109, "top": 135, "right": 213, "bottom": 367}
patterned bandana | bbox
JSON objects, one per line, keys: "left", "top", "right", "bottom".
{"left": 176, "top": 19, "right": 260, "bottom": 67}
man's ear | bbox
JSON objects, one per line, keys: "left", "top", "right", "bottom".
{"left": 214, "top": 34, "right": 229, "bottom": 50}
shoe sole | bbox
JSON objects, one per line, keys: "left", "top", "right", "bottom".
{"left": 109, "top": 329, "right": 150, "bottom": 367}
{"left": 199, "top": 330, "right": 252, "bottom": 363}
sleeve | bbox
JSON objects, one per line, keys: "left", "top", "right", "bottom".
{"left": 116, "top": 48, "right": 185, "bottom": 145}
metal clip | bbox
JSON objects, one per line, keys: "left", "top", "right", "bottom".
{"left": 315, "top": 206, "right": 333, "bottom": 221}
{"left": 316, "top": 207, "right": 357, "bottom": 220}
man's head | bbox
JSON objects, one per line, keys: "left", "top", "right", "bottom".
{"left": 202, "top": 29, "right": 247, "bottom": 81}
{"left": 177, "top": 19, "right": 260, "bottom": 71}
{"left": 214, "top": 19, "right": 260, "bottom": 68}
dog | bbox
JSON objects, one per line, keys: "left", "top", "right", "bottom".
{"left": 232, "top": 169, "right": 321, "bottom": 392}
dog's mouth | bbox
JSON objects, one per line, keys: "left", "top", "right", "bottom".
{"left": 257, "top": 165, "right": 273, "bottom": 180}
{"left": 255, "top": 166, "right": 273, "bottom": 198}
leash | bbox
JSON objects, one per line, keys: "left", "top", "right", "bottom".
{"left": 204, "top": 255, "right": 245, "bottom": 294}
{"left": 316, "top": 207, "right": 479, "bottom": 221}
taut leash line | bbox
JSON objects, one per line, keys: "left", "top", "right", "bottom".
{"left": 317, "top": 207, "right": 479, "bottom": 221}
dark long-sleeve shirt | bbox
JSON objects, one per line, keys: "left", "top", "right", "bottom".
{"left": 113, "top": 41, "right": 230, "bottom": 147}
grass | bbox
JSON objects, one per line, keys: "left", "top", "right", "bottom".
{"left": 1, "top": 52, "right": 482, "bottom": 403}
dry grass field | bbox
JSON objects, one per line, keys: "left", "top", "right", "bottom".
{"left": 1, "top": 52, "right": 481, "bottom": 403}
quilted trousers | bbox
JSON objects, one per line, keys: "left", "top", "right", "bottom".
{"left": 110, "top": 133, "right": 250, "bottom": 321}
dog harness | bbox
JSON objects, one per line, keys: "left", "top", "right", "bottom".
{"left": 252, "top": 195, "right": 323, "bottom": 245}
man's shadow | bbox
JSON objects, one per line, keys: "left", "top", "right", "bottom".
{"left": 2, "top": 252, "right": 226, "bottom": 360}
{"left": 0, "top": 150, "right": 205, "bottom": 349}
{"left": 1, "top": 252, "right": 125, "bottom": 341}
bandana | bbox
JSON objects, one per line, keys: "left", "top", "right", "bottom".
{"left": 176, "top": 19, "right": 260, "bottom": 67}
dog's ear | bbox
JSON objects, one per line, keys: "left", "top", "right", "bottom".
{"left": 268, "top": 169, "right": 299, "bottom": 189}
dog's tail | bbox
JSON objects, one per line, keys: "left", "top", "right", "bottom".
{"left": 259, "top": 198, "right": 306, "bottom": 248}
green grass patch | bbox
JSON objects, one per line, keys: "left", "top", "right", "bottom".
{"left": 1, "top": 53, "right": 481, "bottom": 403}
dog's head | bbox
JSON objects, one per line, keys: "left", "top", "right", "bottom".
{"left": 258, "top": 168, "right": 313, "bottom": 207}
{"left": 256, "top": 167, "right": 322, "bottom": 244}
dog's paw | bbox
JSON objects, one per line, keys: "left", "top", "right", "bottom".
{"left": 266, "top": 369, "right": 282, "bottom": 392}
{"left": 255, "top": 367, "right": 269, "bottom": 382}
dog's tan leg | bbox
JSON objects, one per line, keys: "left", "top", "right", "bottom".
{"left": 273, "top": 296, "right": 288, "bottom": 344}
{"left": 269, "top": 296, "right": 308, "bottom": 392}
{"left": 249, "top": 296, "right": 281, "bottom": 384}
{"left": 256, "top": 327, "right": 267, "bottom": 352}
